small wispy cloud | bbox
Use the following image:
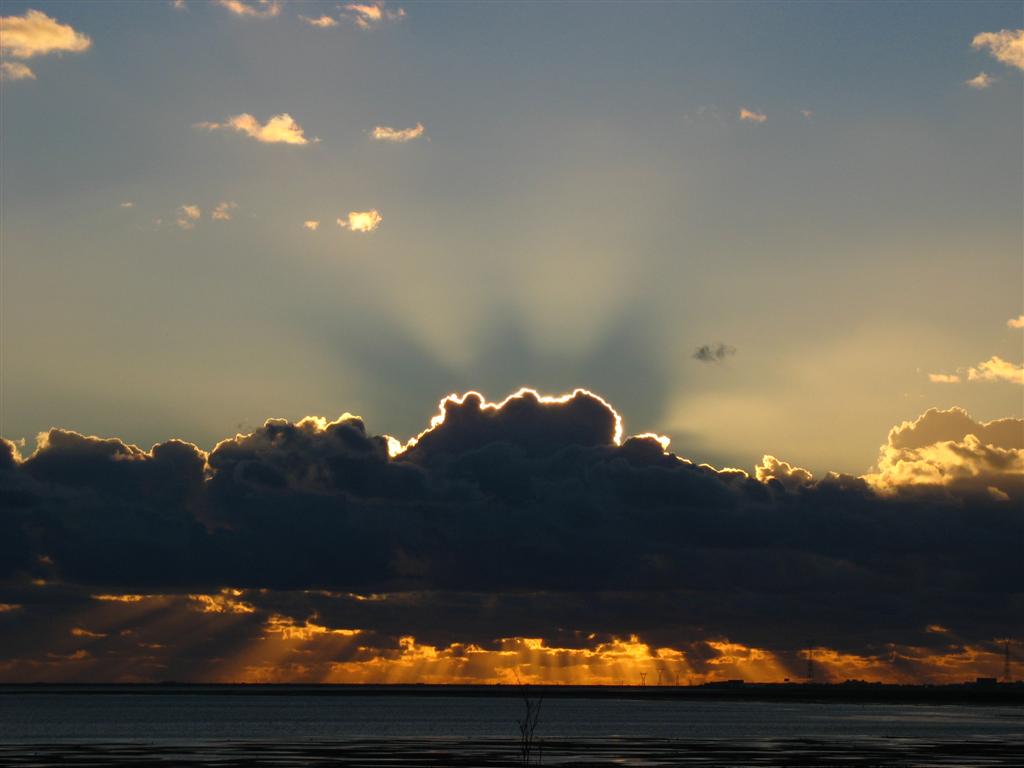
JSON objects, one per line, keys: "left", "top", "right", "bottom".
{"left": 0, "top": 61, "right": 35, "bottom": 81}
{"left": 371, "top": 123, "right": 425, "bottom": 143}
{"left": 172, "top": 1, "right": 187, "bottom": 10}
{"left": 119, "top": 201, "right": 134, "bottom": 209}
{"left": 739, "top": 107, "right": 767, "bottom": 124}
{"left": 300, "top": 15, "right": 338, "bottom": 28}
{"left": 1008, "top": 314, "right": 1024, "bottom": 329}
{"left": 967, "top": 356, "right": 1024, "bottom": 385}
{"left": 303, "top": 220, "right": 320, "bottom": 231}
{"left": 928, "top": 373, "right": 960, "bottom": 384}
{"left": 0, "top": 9, "right": 91, "bottom": 58}
{"left": 176, "top": 204, "right": 201, "bottom": 230}
{"left": 971, "top": 29, "right": 1024, "bottom": 71}
{"left": 338, "top": 210, "right": 382, "bottom": 233}
{"left": 966, "top": 72, "right": 995, "bottom": 89}
{"left": 800, "top": 108, "right": 813, "bottom": 119}
{"left": 195, "top": 113, "right": 316, "bottom": 145}
{"left": 212, "top": 201, "right": 238, "bottom": 221}
{"left": 343, "top": 2, "right": 406, "bottom": 30}
{"left": 215, "top": 0, "right": 281, "bottom": 18}
{"left": 693, "top": 343, "right": 736, "bottom": 363}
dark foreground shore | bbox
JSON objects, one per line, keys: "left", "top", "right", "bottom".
{"left": 1, "top": 736, "right": 1022, "bottom": 767}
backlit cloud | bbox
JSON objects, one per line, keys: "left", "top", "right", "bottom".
{"left": 175, "top": 204, "right": 201, "bottom": 230}
{"left": 866, "top": 407, "right": 1024, "bottom": 499}
{"left": 971, "top": 29, "right": 1024, "bottom": 71}
{"left": 300, "top": 15, "right": 338, "bottom": 28}
{"left": 739, "top": 107, "right": 767, "bottom": 123}
{"left": 372, "top": 123, "right": 425, "bottom": 142}
{"left": 966, "top": 72, "right": 995, "bottom": 89}
{"left": 966, "top": 355, "right": 1024, "bottom": 384}
{"left": 1, "top": 391, "right": 1020, "bottom": 684}
{"left": 0, "top": 61, "right": 34, "bottom": 81}
{"left": 343, "top": 2, "right": 406, "bottom": 29}
{"left": 1008, "top": 314, "right": 1024, "bottom": 329}
{"left": 0, "top": 9, "right": 91, "bottom": 59}
{"left": 215, "top": 0, "right": 281, "bottom": 19}
{"left": 338, "top": 209, "right": 382, "bottom": 233}
{"left": 195, "top": 113, "right": 315, "bottom": 145}
{"left": 211, "top": 201, "right": 238, "bottom": 221}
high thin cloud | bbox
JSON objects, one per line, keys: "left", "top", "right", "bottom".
{"left": 372, "top": 123, "right": 425, "bottom": 143}
{"left": 971, "top": 29, "right": 1024, "bottom": 71}
{"left": 338, "top": 210, "right": 383, "bottom": 232}
{"left": 966, "top": 72, "right": 995, "bottom": 89}
{"left": 1, "top": 389, "right": 1020, "bottom": 684}
{"left": 739, "top": 107, "right": 767, "bottom": 123}
{"left": 693, "top": 343, "right": 736, "bottom": 363}
{"left": 215, "top": 0, "right": 281, "bottom": 18}
{"left": 343, "top": 2, "right": 406, "bottom": 29}
{"left": 0, "top": 9, "right": 91, "bottom": 59}
{"left": 175, "top": 204, "right": 201, "bottom": 230}
{"left": 0, "top": 61, "right": 34, "bottom": 81}
{"left": 196, "top": 114, "right": 315, "bottom": 145}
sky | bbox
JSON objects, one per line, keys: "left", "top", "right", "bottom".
{"left": 0, "top": 1, "right": 1022, "bottom": 685}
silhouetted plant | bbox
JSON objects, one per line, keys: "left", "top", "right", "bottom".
{"left": 514, "top": 672, "right": 543, "bottom": 766}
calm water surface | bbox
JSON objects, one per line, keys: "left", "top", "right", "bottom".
{"left": 0, "top": 694, "right": 1020, "bottom": 743}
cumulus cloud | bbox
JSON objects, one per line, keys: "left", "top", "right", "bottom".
{"left": 371, "top": 123, "right": 425, "bottom": 142}
{"left": 754, "top": 455, "right": 814, "bottom": 491}
{"left": 215, "top": 0, "right": 281, "bottom": 18}
{"left": 303, "top": 220, "right": 320, "bottom": 231}
{"left": 693, "top": 343, "right": 736, "bottom": 363}
{"left": 966, "top": 72, "right": 995, "bottom": 89}
{"left": 1007, "top": 314, "right": 1024, "bottom": 329}
{"left": 0, "top": 61, "right": 34, "bottom": 81}
{"left": 211, "top": 201, "right": 238, "bottom": 221}
{"left": 196, "top": 113, "right": 316, "bottom": 145}
{"left": 343, "top": 2, "right": 406, "bottom": 29}
{"left": 971, "top": 29, "right": 1024, "bottom": 71}
{"left": 338, "top": 210, "right": 382, "bottom": 233}
{"left": 967, "top": 355, "right": 1024, "bottom": 384}
{"left": 739, "top": 107, "right": 767, "bottom": 123}
{"left": 300, "top": 15, "right": 338, "bottom": 28}
{"left": 866, "top": 407, "right": 1024, "bottom": 500}
{"left": 1, "top": 391, "right": 1020, "bottom": 684}
{"left": 0, "top": 9, "right": 91, "bottom": 59}
{"left": 175, "top": 204, "right": 201, "bottom": 230}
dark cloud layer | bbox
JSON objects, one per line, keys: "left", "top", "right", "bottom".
{"left": 1, "top": 390, "right": 1021, "bottom": 681}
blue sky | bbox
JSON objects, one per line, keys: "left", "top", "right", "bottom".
{"left": 2, "top": 0, "right": 1022, "bottom": 475}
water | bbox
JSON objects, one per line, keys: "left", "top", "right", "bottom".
{"left": 1, "top": 692, "right": 1020, "bottom": 743}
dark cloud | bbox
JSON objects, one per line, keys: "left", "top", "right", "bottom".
{"left": 693, "top": 342, "right": 736, "bottom": 363}
{"left": 1, "top": 390, "right": 1021, "bottom": 681}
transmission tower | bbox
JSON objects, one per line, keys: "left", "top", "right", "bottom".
{"left": 639, "top": 671, "right": 647, "bottom": 687}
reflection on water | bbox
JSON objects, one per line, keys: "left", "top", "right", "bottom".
{"left": 0, "top": 693, "right": 1020, "bottom": 742}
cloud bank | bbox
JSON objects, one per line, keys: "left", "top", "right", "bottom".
{"left": 1, "top": 389, "right": 1020, "bottom": 683}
